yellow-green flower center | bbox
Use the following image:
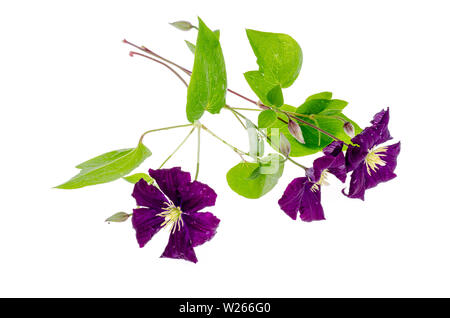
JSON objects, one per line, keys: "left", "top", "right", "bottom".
{"left": 311, "top": 169, "right": 329, "bottom": 192}
{"left": 157, "top": 203, "right": 184, "bottom": 233}
{"left": 365, "top": 146, "right": 388, "bottom": 176}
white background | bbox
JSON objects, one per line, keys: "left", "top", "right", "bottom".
{"left": 1, "top": 0, "right": 449, "bottom": 297}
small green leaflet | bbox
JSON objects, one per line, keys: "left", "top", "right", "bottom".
{"left": 244, "top": 29, "right": 302, "bottom": 106}
{"left": 186, "top": 18, "right": 227, "bottom": 122}
{"left": 258, "top": 109, "right": 277, "bottom": 128}
{"left": 185, "top": 40, "right": 196, "bottom": 54}
{"left": 267, "top": 85, "right": 284, "bottom": 107}
{"left": 305, "top": 91, "right": 332, "bottom": 101}
{"left": 243, "top": 71, "right": 277, "bottom": 106}
{"left": 56, "top": 143, "right": 151, "bottom": 189}
{"left": 226, "top": 154, "right": 284, "bottom": 199}
{"left": 123, "top": 173, "right": 154, "bottom": 184}
{"left": 185, "top": 30, "right": 220, "bottom": 54}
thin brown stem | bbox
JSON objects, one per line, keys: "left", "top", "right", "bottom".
{"left": 129, "top": 51, "right": 188, "bottom": 87}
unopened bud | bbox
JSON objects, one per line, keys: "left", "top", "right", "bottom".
{"left": 169, "top": 21, "right": 195, "bottom": 31}
{"left": 288, "top": 119, "right": 305, "bottom": 144}
{"left": 279, "top": 132, "right": 291, "bottom": 157}
{"left": 257, "top": 100, "right": 270, "bottom": 110}
{"left": 105, "top": 212, "right": 130, "bottom": 223}
{"left": 343, "top": 121, "right": 355, "bottom": 138}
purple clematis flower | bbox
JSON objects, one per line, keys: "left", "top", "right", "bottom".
{"left": 343, "top": 108, "right": 401, "bottom": 200}
{"left": 131, "top": 167, "right": 220, "bottom": 263}
{"left": 278, "top": 141, "right": 346, "bottom": 222}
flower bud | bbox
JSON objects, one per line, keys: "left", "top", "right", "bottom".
{"left": 169, "top": 21, "right": 195, "bottom": 31}
{"left": 105, "top": 212, "right": 130, "bottom": 223}
{"left": 288, "top": 119, "right": 305, "bottom": 144}
{"left": 257, "top": 100, "right": 270, "bottom": 110}
{"left": 279, "top": 132, "right": 291, "bottom": 157}
{"left": 343, "top": 121, "right": 355, "bottom": 138}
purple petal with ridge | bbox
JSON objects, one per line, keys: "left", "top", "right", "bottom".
{"left": 299, "top": 182, "right": 325, "bottom": 222}
{"left": 132, "top": 179, "right": 167, "bottom": 210}
{"left": 344, "top": 142, "right": 400, "bottom": 200}
{"left": 350, "top": 108, "right": 392, "bottom": 154}
{"left": 161, "top": 226, "right": 198, "bottom": 263}
{"left": 131, "top": 208, "right": 165, "bottom": 248}
{"left": 183, "top": 211, "right": 220, "bottom": 248}
{"left": 278, "top": 177, "right": 307, "bottom": 220}
{"left": 179, "top": 181, "right": 217, "bottom": 213}
{"left": 149, "top": 167, "right": 191, "bottom": 206}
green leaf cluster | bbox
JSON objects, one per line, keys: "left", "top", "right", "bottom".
{"left": 258, "top": 92, "right": 361, "bottom": 157}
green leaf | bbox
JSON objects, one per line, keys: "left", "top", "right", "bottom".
{"left": 76, "top": 148, "right": 134, "bottom": 169}
{"left": 306, "top": 91, "right": 332, "bottom": 101}
{"left": 185, "top": 30, "right": 220, "bottom": 54}
{"left": 185, "top": 40, "right": 196, "bottom": 54}
{"left": 123, "top": 173, "right": 154, "bottom": 184}
{"left": 319, "top": 99, "right": 348, "bottom": 116}
{"left": 226, "top": 154, "right": 284, "bottom": 199}
{"left": 246, "top": 29, "right": 302, "bottom": 88}
{"left": 297, "top": 93, "right": 348, "bottom": 116}
{"left": 243, "top": 71, "right": 275, "bottom": 105}
{"left": 186, "top": 18, "right": 227, "bottom": 122}
{"left": 258, "top": 109, "right": 277, "bottom": 128}
{"left": 56, "top": 143, "right": 152, "bottom": 189}
{"left": 267, "top": 84, "right": 284, "bottom": 107}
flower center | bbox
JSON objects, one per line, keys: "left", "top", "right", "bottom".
{"left": 157, "top": 203, "right": 184, "bottom": 233}
{"left": 311, "top": 169, "right": 329, "bottom": 192}
{"left": 365, "top": 146, "right": 387, "bottom": 176}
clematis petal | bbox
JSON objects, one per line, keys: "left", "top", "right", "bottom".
{"left": 328, "top": 152, "right": 347, "bottom": 183}
{"left": 183, "top": 212, "right": 220, "bottom": 247}
{"left": 344, "top": 142, "right": 400, "bottom": 200}
{"left": 309, "top": 141, "right": 347, "bottom": 183}
{"left": 161, "top": 226, "right": 198, "bottom": 263}
{"left": 350, "top": 108, "right": 392, "bottom": 155}
{"left": 362, "top": 142, "right": 400, "bottom": 190}
{"left": 323, "top": 141, "right": 344, "bottom": 157}
{"left": 132, "top": 179, "right": 167, "bottom": 209}
{"left": 345, "top": 144, "right": 368, "bottom": 172}
{"left": 343, "top": 164, "right": 367, "bottom": 200}
{"left": 299, "top": 182, "right": 325, "bottom": 222}
{"left": 278, "top": 177, "right": 307, "bottom": 220}
{"left": 149, "top": 167, "right": 191, "bottom": 206}
{"left": 179, "top": 181, "right": 217, "bottom": 213}
{"left": 131, "top": 208, "right": 165, "bottom": 248}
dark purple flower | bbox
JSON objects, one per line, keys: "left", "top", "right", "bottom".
{"left": 343, "top": 108, "right": 401, "bottom": 200}
{"left": 131, "top": 167, "right": 219, "bottom": 263}
{"left": 278, "top": 141, "right": 346, "bottom": 222}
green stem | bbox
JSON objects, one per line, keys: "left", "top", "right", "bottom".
{"left": 139, "top": 123, "right": 193, "bottom": 144}
{"left": 201, "top": 124, "right": 249, "bottom": 157}
{"left": 194, "top": 125, "right": 201, "bottom": 180}
{"left": 228, "top": 107, "right": 261, "bottom": 112}
{"left": 158, "top": 127, "right": 196, "bottom": 169}
{"left": 287, "top": 157, "right": 308, "bottom": 170}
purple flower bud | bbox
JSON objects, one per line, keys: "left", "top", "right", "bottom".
{"left": 343, "top": 121, "right": 355, "bottom": 138}
{"left": 288, "top": 119, "right": 305, "bottom": 144}
{"left": 257, "top": 100, "right": 270, "bottom": 110}
{"left": 279, "top": 132, "right": 291, "bottom": 157}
